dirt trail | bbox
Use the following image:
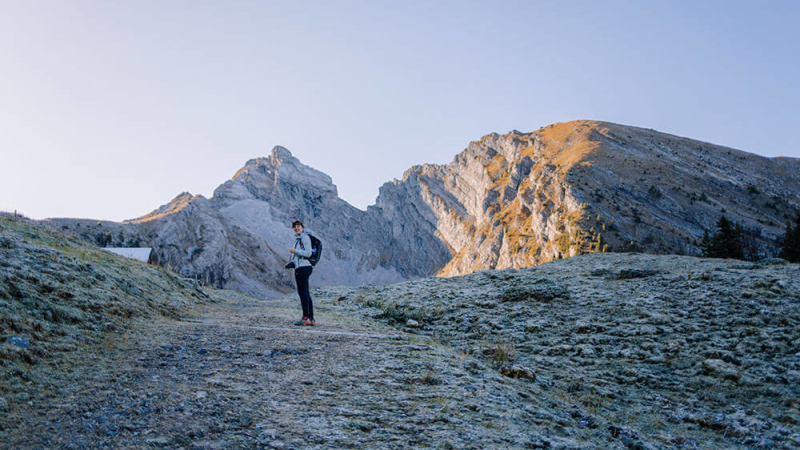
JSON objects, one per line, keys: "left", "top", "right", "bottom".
{"left": 4, "top": 292, "right": 548, "bottom": 449}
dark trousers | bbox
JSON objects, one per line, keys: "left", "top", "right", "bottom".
{"left": 294, "top": 266, "right": 313, "bottom": 320}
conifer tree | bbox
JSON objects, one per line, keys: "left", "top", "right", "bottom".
{"left": 700, "top": 229, "right": 713, "bottom": 255}
{"left": 731, "top": 222, "right": 745, "bottom": 259}
{"left": 780, "top": 210, "right": 800, "bottom": 263}
{"left": 701, "top": 215, "right": 744, "bottom": 259}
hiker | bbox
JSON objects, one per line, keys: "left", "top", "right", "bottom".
{"left": 288, "top": 220, "right": 315, "bottom": 326}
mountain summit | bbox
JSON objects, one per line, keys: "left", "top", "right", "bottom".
{"left": 381, "top": 120, "right": 799, "bottom": 276}
{"left": 46, "top": 121, "right": 800, "bottom": 296}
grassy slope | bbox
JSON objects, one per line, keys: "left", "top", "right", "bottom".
{"left": 0, "top": 215, "right": 217, "bottom": 404}
{"left": 329, "top": 253, "right": 800, "bottom": 447}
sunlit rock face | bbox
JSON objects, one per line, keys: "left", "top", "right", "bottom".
{"left": 375, "top": 121, "right": 800, "bottom": 276}
{"left": 45, "top": 121, "right": 800, "bottom": 296}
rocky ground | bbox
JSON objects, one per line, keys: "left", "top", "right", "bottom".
{"left": 2, "top": 216, "right": 800, "bottom": 448}
{"left": 328, "top": 252, "right": 800, "bottom": 448}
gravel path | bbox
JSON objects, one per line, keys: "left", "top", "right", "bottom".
{"left": 4, "top": 291, "right": 576, "bottom": 449}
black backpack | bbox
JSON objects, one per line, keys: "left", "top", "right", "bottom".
{"left": 297, "top": 233, "right": 322, "bottom": 266}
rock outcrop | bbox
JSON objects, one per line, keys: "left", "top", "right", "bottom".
{"left": 377, "top": 121, "right": 800, "bottom": 276}
{"left": 44, "top": 121, "right": 800, "bottom": 296}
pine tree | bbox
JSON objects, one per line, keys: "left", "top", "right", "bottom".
{"left": 700, "top": 229, "right": 713, "bottom": 255}
{"left": 730, "top": 223, "right": 745, "bottom": 259}
{"left": 701, "top": 215, "right": 745, "bottom": 259}
{"left": 780, "top": 210, "right": 800, "bottom": 263}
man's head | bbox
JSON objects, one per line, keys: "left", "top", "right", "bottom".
{"left": 292, "top": 220, "right": 304, "bottom": 232}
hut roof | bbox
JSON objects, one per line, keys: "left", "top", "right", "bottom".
{"left": 102, "top": 247, "right": 153, "bottom": 263}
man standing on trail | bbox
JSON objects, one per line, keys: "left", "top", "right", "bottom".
{"left": 288, "top": 220, "right": 315, "bottom": 326}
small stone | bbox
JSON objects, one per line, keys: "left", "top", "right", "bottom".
{"left": 474, "top": 299, "right": 497, "bottom": 308}
{"left": 703, "top": 359, "right": 741, "bottom": 381}
{"left": 499, "top": 364, "right": 536, "bottom": 382}
{"left": 348, "top": 420, "right": 376, "bottom": 432}
{"left": 238, "top": 416, "right": 254, "bottom": 428}
{"left": 524, "top": 322, "right": 542, "bottom": 333}
{"left": 195, "top": 391, "right": 208, "bottom": 400}
{"left": 6, "top": 336, "right": 30, "bottom": 348}
{"left": 501, "top": 278, "right": 569, "bottom": 302}
{"left": 405, "top": 319, "right": 420, "bottom": 328}
{"left": 612, "top": 268, "right": 658, "bottom": 279}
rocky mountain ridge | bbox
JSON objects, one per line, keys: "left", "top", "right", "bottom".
{"left": 386, "top": 121, "right": 800, "bottom": 276}
{"left": 44, "top": 120, "right": 800, "bottom": 297}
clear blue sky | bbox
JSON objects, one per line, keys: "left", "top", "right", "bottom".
{"left": 1, "top": 1, "right": 798, "bottom": 221}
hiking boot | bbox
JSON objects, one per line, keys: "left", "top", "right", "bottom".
{"left": 302, "top": 318, "right": 316, "bottom": 326}
{"left": 294, "top": 317, "right": 308, "bottom": 326}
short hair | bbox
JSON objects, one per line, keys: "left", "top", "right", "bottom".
{"left": 291, "top": 220, "right": 304, "bottom": 228}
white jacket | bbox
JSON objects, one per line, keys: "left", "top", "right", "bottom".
{"left": 292, "top": 231, "right": 313, "bottom": 268}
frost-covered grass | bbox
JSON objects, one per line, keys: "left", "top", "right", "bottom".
{"left": 323, "top": 253, "right": 800, "bottom": 448}
{"left": 0, "top": 215, "right": 217, "bottom": 402}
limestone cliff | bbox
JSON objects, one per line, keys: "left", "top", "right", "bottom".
{"left": 374, "top": 121, "right": 800, "bottom": 276}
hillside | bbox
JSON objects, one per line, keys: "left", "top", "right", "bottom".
{"left": 2, "top": 220, "right": 798, "bottom": 447}
{"left": 0, "top": 215, "right": 217, "bottom": 410}
{"left": 328, "top": 252, "right": 800, "bottom": 447}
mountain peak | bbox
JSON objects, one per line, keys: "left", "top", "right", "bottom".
{"left": 213, "top": 146, "right": 338, "bottom": 204}
{"left": 270, "top": 145, "right": 293, "bottom": 163}
{"left": 373, "top": 120, "right": 800, "bottom": 277}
